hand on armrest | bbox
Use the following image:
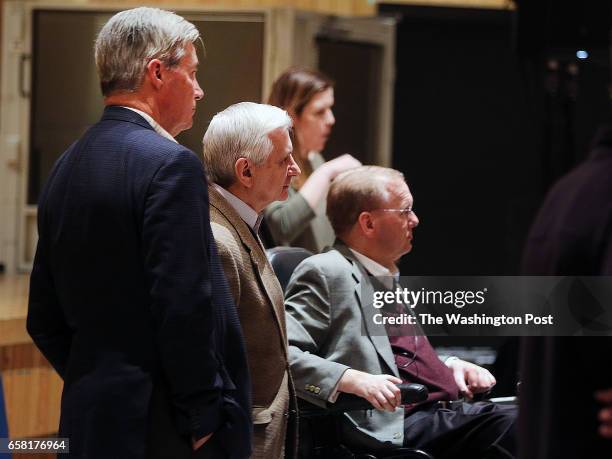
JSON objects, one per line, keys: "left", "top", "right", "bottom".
{"left": 446, "top": 358, "right": 496, "bottom": 400}
{"left": 337, "top": 369, "right": 402, "bottom": 412}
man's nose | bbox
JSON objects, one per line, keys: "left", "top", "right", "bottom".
{"left": 409, "top": 212, "right": 419, "bottom": 228}
{"left": 288, "top": 154, "right": 301, "bottom": 176}
{"left": 194, "top": 80, "right": 204, "bottom": 101}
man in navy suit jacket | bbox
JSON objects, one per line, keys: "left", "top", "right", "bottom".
{"left": 26, "top": 7, "right": 251, "bottom": 459}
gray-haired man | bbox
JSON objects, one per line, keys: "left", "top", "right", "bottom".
{"left": 27, "top": 8, "right": 251, "bottom": 459}
{"left": 203, "top": 102, "right": 300, "bottom": 458}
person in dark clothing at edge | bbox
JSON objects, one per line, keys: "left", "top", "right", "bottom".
{"left": 520, "top": 125, "right": 612, "bottom": 459}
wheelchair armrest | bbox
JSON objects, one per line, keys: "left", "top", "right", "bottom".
{"left": 325, "top": 383, "right": 428, "bottom": 413}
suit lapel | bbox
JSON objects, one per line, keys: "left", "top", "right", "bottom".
{"left": 333, "top": 242, "right": 399, "bottom": 377}
{"left": 209, "top": 186, "right": 288, "bottom": 345}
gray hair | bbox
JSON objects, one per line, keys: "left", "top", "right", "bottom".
{"left": 95, "top": 7, "right": 201, "bottom": 96}
{"left": 327, "top": 166, "right": 405, "bottom": 237}
{"left": 202, "top": 102, "right": 292, "bottom": 188}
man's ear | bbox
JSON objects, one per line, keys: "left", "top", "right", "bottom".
{"left": 146, "top": 59, "right": 164, "bottom": 90}
{"left": 234, "top": 158, "right": 253, "bottom": 188}
{"left": 357, "top": 212, "right": 376, "bottom": 237}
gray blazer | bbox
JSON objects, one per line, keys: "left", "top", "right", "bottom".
{"left": 285, "top": 242, "right": 405, "bottom": 450}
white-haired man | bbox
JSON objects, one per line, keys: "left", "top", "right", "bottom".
{"left": 286, "top": 166, "right": 517, "bottom": 458}
{"left": 202, "top": 102, "right": 300, "bottom": 458}
{"left": 27, "top": 8, "right": 251, "bottom": 459}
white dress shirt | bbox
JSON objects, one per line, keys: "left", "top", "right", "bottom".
{"left": 212, "top": 183, "right": 263, "bottom": 234}
{"left": 120, "top": 106, "right": 177, "bottom": 144}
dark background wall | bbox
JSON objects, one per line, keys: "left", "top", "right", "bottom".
{"left": 379, "top": 3, "right": 611, "bottom": 278}
{"left": 378, "top": 3, "right": 611, "bottom": 394}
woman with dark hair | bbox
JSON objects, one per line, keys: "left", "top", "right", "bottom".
{"left": 264, "top": 68, "right": 361, "bottom": 252}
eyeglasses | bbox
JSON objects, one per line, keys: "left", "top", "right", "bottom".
{"left": 372, "top": 207, "right": 414, "bottom": 217}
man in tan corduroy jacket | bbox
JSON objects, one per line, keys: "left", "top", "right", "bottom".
{"left": 202, "top": 102, "right": 301, "bottom": 458}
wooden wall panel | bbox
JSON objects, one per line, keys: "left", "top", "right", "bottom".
{"left": 376, "top": 0, "right": 513, "bottom": 9}
{"left": 0, "top": 275, "right": 62, "bottom": 438}
{"left": 0, "top": 343, "right": 63, "bottom": 438}
{"left": 72, "top": 0, "right": 377, "bottom": 17}
{"left": 3, "top": 366, "right": 62, "bottom": 438}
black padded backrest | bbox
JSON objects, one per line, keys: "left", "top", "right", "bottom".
{"left": 266, "top": 246, "right": 314, "bottom": 293}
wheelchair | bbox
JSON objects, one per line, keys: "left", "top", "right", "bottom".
{"left": 297, "top": 384, "right": 434, "bottom": 459}
{"left": 267, "top": 247, "right": 435, "bottom": 459}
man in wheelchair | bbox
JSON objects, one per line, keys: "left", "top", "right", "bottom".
{"left": 285, "top": 166, "right": 516, "bottom": 458}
